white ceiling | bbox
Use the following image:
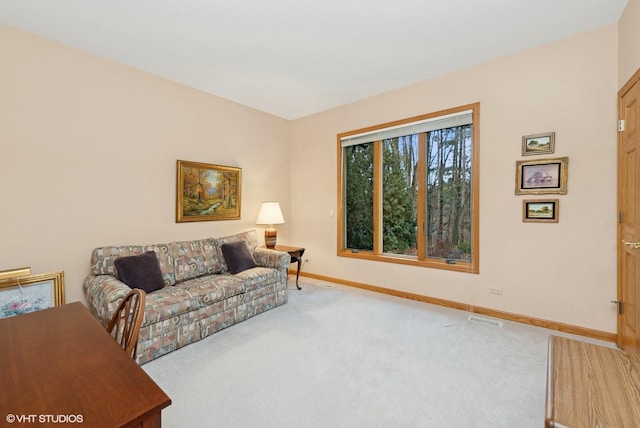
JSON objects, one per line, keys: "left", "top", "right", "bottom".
{"left": 0, "top": 0, "right": 628, "bottom": 120}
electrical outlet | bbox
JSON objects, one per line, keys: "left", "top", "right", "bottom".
{"left": 489, "top": 287, "right": 503, "bottom": 295}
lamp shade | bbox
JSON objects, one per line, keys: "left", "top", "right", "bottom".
{"left": 256, "top": 202, "right": 285, "bottom": 225}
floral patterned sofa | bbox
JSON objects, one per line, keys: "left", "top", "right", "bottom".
{"left": 83, "top": 230, "right": 289, "bottom": 364}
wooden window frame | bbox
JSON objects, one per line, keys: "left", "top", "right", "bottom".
{"left": 337, "top": 103, "right": 480, "bottom": 274}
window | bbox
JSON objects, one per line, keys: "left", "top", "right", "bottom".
{"left": 338, "top": 103, "right": 479, "bottom": 273}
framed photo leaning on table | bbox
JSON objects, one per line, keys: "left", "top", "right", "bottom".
{"left": 0, "top": 271, "right": 65, "bottom": 318}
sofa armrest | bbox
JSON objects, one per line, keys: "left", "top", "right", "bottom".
{"left": 83, "top": 274, "right": 131, "bottom": 326}
{"left": 252, "top": 248, "right": 290, "bottom": 270}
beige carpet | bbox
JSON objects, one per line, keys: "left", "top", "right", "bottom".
{"left": 143, "top": 278, "right": 611, "bottom": 428}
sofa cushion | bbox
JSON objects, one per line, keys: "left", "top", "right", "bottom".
{"left": 232, "top": 266, "right": 281, "bottom": 293}
{"left": 214, "top": 230, "right": 260, "bottom": 272}
{"left": 91, "top": 244, "right": 176, "bottom": 286}
{"left": 221, "top": 241, "right": 257, "bottom": 274}
{"left": 91, "top": 245, "right": 145, "bottom": 277}
{"left": 171, "top": 239, "right": 222, "bottom": 283}
{"left": 142, "top": 286, "right": 197, "bottom": 325}
{"left": 144, "top": 244, "right": 176, "bottom": 286}
{"left": 114, "top": 251, "right": 165, "bottom": 293}
{"left": 176, "top": 275, "right": 246, "bottom": 307}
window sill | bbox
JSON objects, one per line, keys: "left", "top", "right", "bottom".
{"left": 337, "top": 250, "right": 478, "bottom": 274}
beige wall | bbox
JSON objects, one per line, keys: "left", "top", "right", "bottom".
{"left": 0, "top": 20, "right": 623, "bottom": 333}
{"left": 290, "top": 25, "right": 619, "bottom": 332}
{"left": 0, "top": 24, "right": 291, "bottom": 304}
{"left": 619, "top": 0, "right": 640, "bottom": 86}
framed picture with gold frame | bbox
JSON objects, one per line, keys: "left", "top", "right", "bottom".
{"left": 515, "top": 157, "right": 568, "bottom": 195}
{"left": 0, "top": 271, "right": 65, "bottom": 318}
{"left": 522, "top": 199, "right": 559, "bottom": 223}
{"left": 176, "top": 160, "right": 242, "bottom": 222}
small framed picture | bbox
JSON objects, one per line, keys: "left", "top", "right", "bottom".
{"left": 523, "top": 199, "right": 559, "bottom": 223}
{"left": 515, "top": 157, "right": 568, "bottom": 195}
{"left": 522, "top": 132, "right": 555, "bottom": 156}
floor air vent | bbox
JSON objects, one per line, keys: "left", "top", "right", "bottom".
{"left": 468, "top": 315, "right": 503, "bottom": 328}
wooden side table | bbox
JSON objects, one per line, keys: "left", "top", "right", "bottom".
{"left": 273, "top": 245, "right": 305, "bottom": 289}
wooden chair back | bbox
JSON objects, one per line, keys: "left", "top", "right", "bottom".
{"left": 106, "top": 289, "right": 146, "bottom": 360}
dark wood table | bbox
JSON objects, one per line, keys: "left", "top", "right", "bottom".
{"left": 0, "top": 302, "right": 171, "bottom": 427}
{"left": 273, "top": 245, "right": 305, "bottom": 290}
{"left": 545, "top": 335, "right": 640, "bottom": 427}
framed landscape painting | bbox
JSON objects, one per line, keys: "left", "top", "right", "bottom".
{"left": 176, "top": 160, "right": 242, "bottom": 222}
{"left": 522, "top": 199, "right": 559, "bottom": 223}
{"left": 0, "top": 271, "right": 65, "bottom": 318}
{"left": 515, "top": 157, "right": 568, "bottom": 195}
{"left": 522, "top": 132, "right": 555, "bottom": 156}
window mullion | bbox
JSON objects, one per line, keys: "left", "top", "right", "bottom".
{"left": 373, "top": 140, "right": 383, "bottom": 255}
{"left": 417, "top": 133, "right": 426, "bottom": 260}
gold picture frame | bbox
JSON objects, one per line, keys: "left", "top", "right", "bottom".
{"left": 515, "top": 157, "right": 568, "bottom": 195}
{"left": 176, "top": 160, "right": 242, "bottom": 222}
{"left": 523, "top": 199, "right": 559, "bottom": 223}
{"left": 0, "top": 271, "right": 65, "bottom": 318}
{"left": 0, "top": 267, "right": 31, "bottom": 281}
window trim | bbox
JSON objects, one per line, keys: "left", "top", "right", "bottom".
{"left": 337, "top": 103, "right": 480, "bottom": 274}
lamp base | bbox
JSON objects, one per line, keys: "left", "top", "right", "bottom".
{"left": 264, "top": 229, "right": 277, "bottom": 249}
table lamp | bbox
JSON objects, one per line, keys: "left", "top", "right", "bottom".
{"left": 256, "top": 202, "right": 285, "bottom": 248}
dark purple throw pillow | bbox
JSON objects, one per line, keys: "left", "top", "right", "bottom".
{"left": 114, "top": 251, "right": 165, "bottom": 293}
{"left": 221, "top": 241, "right": 257, "bottom": 274}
